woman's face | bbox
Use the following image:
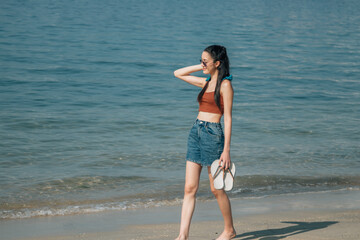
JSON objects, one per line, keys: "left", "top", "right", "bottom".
{"left": 201, "top": 51, "right": 218, "bottom": 75}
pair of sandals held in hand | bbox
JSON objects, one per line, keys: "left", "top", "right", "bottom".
{"left": 211, "top": 160, "right": 236, "bottom": 191}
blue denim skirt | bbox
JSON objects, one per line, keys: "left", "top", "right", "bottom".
{"left": 186, "top": 119, "right": 225, "bottom": 166}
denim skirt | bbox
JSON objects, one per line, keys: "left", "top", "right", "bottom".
{"left": 186, "top": 119, "right": 224, "bottom": 166}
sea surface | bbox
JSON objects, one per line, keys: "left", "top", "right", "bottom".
{"left": 0, "top": 0, "right": 359, "bottom": 219}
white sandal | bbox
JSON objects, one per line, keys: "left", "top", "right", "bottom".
{"left": 211, "top": 159, "right": 224, "bottom": 190}
{"left": 224, "top": 162, "right": 236, "bottom": 191}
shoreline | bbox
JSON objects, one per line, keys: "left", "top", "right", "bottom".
{"left": 2, "top": 189, "right": 360, "bottom": 240}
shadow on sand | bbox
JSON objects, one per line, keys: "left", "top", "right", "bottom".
{"left": 235, "top": 221, "right": 338, "bottom": 240}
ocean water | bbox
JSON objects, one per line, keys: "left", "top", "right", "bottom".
{"left": 0, "top": 0, "right": 360, "bottom": 219}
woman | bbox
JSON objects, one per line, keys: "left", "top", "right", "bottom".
{"left": 173, "top": 45, "right": 236, "bottom": 240}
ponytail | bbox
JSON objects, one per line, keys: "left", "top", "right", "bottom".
{"left": 197, "top": 45, "right": 230, "bottom": 110}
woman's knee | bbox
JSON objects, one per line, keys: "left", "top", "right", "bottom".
{"left": 184, "top": 183, "right": 198, "bottom": 196}
{"left": 210, "top": 186, "right": 224, "bottom": 197}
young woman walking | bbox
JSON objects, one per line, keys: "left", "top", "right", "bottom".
{"left": 174, "top": 45, "right": 236, "bottom": 240}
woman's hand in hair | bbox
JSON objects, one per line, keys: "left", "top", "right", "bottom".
{"left": 174, "top": 64, "right": 207, "bottom": 88}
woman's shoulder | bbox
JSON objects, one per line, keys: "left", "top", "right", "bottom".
{"left": 221, "top": 79, "right": 233, "bottom": 89}
{"left": 221, "top": 79, "right": 232, "bottom": 86}
{"left": 220, "top": 79, "right": 233, "bottom": 96}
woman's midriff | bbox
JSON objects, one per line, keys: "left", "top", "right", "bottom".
{"left": 197, "top": 111, "right": 222, "bottom": 123}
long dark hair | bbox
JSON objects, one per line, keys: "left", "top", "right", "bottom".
{"left": 197, "top": 45, "right": 230, "bottom": 110}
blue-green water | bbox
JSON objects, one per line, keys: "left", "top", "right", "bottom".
{"left": 1, "top": 0, "right": 359, "bottom": 219}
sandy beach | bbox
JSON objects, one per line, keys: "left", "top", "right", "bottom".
{"left": 2, "top": 189, "right": 359, "bottom": 240}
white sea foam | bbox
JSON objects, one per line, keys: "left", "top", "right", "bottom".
{"left": 2, "top": 188, "right": 360, "bottom": 220}
{"left": 0, "top": 198, "right": 185, "bottom": 219}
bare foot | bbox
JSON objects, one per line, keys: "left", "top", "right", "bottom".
{"left": 216, "top": 229, "right": 236, "bottom": 240}
{"left": 175, "top": 234, "right": 188, "bottom": 240}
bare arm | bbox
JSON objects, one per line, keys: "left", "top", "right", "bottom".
{"left": 219, "top": 80, "right": 234, "bottom": 169}
{"left": 174, "top": 64, "right": 206, "bottom": 88}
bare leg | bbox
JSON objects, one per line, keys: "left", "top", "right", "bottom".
{"left": 175, "top": 161, "right": 202, "bottom": 240}
{"left": 208, "top": 167, "right": 236, "bottom": 240}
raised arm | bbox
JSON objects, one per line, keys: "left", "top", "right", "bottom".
{"left": 174, "top": 64, "right": 207, "bottom": 88}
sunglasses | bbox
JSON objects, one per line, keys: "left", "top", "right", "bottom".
{"left": 199, "top": 59, "right": 211, "bottom": 67}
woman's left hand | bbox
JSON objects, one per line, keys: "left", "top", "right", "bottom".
{"left": 219, "top": 150, "right": 231, "bottom": 170}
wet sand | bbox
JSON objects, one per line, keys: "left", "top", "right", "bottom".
{"left": 3, "top": 190, "right": 360, "bottom": 240}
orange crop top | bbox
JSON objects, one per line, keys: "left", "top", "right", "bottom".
{"left": 199, "top": 91, "right": 224, "bottom": 115}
